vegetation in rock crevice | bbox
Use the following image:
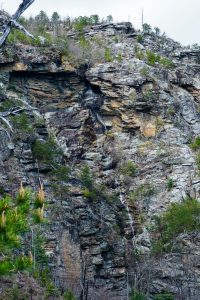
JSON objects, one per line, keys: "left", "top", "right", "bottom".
{"left": 151, "top": 198, "right": 200, "bottom": 254}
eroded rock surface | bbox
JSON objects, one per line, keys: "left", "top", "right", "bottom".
{"left": 0, "top": 20, "right": 200, "bottom": 299}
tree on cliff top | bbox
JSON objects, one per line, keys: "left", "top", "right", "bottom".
{"left": 0, "top": 0, "right": 35, "bottom": 47}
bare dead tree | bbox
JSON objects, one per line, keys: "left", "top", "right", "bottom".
{"left": 0, "top": 0, "right": 35, "bottom": 47}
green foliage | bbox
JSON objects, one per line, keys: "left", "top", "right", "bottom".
{"left": 33, "top": 207, "right": 45, "bottom": 224}
{"left": 80, "top": 165, "right": 115, "bottom": 202}
{"left": 11, "top": 113, "right": 33, "bottom": 133}
{"left": 32, "top": 136, "right": 60, "bottom": 163}
{"left": 142, "top": 23, "right": 152, "bottom": 34}
{"left": 196, "top": 152, "right": 200, "bottom": 169}
{"left": 106, "top": 15, "right": 113, "bottom": 23}
{"left": 120, "top": 161, "right": 137, "bottom": 177}
{"left": 146, "top": 50, "right": 160, "bottom": 66}
{"left": 80, "top": 165, "right": 94, "bottom": 190}
{"left": 7, "top": 29, "right": 31, "bottom": 45}
{"left": 140, "top": 66, "right": 149, "bottom": 76}
{"left": 34, "top": 116, "right": 45, "bottom": 128}
{"left": 143, "top": 90, "right": 154, "bottom": 102}
{"left": 36, "top": 267, "right": 59, "bottom": 296}
{"left": 73, "top": 15, "right": 100, "bottom": 31}
{"left": 0, "top": 99, "right": 21, "bottom": 112}
{"left": 51, "top": 12, "right": 60, "bottom": 23}
{"left": 191, "top": 136, "right": 200, "bottom": 170}
{"left": 105, "top": 47, "right": 113, "bottom": 62}
{"left": 153, "top": 292, "right": 174, "bottom": 300}
{"left": 166, "top": 178, "right": 174, "bottom": 191}
{"left": 154, "top": 27, "right": 161, "bottom": 36}
{"left": 74, "top": 18, "right": 88, "bottom": 31}
{"left": 0, "top": 259, "right": 13, "bottom": 275}
{"left": 79, "top": 35, "right": 91, "bottom": 49}
{"left": 53, "top": 36, "right": 69, "bottom": 56}
{"left": 129, "top": 183, "right": 155, "bottom": 202}
{"left": 190, "top": 136, "right": 200, "bottom": 151}
{"left": 167, "top": 107, "right": 176, "bottom": 116}
{"left": 116, "top": 53, "right": 123, "bottom": 62}
{"left": 9, "top": 284, "right": 20, "bottom": 300}
{"left": 0, "top": 196, "right": 11, "bottom": 213}
{"left": 90, "top": 14, "right": 100, "bottom": 24}
{"left": 112, "top": 36, "right": 119, "bottom": 43}
{"left": 35, "top": 10, "right": 49, "bottom": 28}
{"left": 52, "top": 165, "right": 70, "bottom": 182}
{"left": 135, "top": 49, "right": 144, "bottom": 60}
{"left": 152, "top": 199, "right": 200, "bottom": 253}
{"left": 63, "top": 289, "right": 77, "bottom": 300}
{"left": 130, "top": 289, "right": 146, "bottom": 300}
{"left": 14, "top": 255, "right": 32, "bottom": 271}
{"left": 137, "top": 35, "right": 144, "bottom": 43}
{"left": 82, "top": 188, "right": 97, "bottom": 201}
{"left": 0, "top": 193, "right": 30, "bottom": 252}
{"left": 159, "top": 57, "right": 175, "bottom": 68}
{"left": 0, "top": 184, "right": 48, "bottom": 277}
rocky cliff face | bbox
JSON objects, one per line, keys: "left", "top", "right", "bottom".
{"left": 1, "top": 21, "right": 200, "bottom": 299}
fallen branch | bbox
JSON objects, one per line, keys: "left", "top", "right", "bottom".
{"left": 0, "top": 0, "right": 35, "bottom": 47}
{"left": 0, "top": 116, "right": 13, "bottom": 131}
{"left": 0, "top": 127, "right": 12, "bottom": 142}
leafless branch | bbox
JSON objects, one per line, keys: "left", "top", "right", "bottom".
{"left": 0, "top": 0, "right": 35, "bottom": 47}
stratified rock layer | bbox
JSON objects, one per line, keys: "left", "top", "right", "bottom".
{"left": 0, "top": 21, "right": 200, "bottom": 299}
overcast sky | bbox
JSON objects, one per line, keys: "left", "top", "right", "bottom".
{"left": 1, "top": 0, "right": 199, "bottom": 45}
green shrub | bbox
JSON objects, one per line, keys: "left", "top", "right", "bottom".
{"left": 129, "top": 183, "right": 155, "bottom": 202}
{"left": 51, "top": 165, "right": 70, "bottom": 182}
{"left": 116, "top": 53, "right": 123, "bottom": 62}
{"left": 32, "top": 136, "right": 60, "bottom": 163}
{"left": 135, "top": 50, "right": 144, "bottom": 60}
{"left": 196, "top": 152, "right": 200, "bottom": 170}
{"left": 137, "top": 35, "right": 144, "bottom": 43}
{"left": 152, "top": 198, "right": 200, "bottom": 253}
{"left": 140, "top": 66, "right": 149, "bottom": 76}
{"left": 120, "top": 161, "right": 137, "bottom": 177}
{"left": 0, "top": 184, "right": 47, "bottom": 276}
{"left": 79, "top": 35, "right": 91, "bottom": 49}
{"left": 160, "top": 57, "right": 175, "bottom": 68}
{"left": 0, "top": 99, "right": 21, "bottom": 112}
{"left": 63, "top": 290, "right": 77, "bottom": 300}
{"left": 167, "top": 107, "right": 176, "bottom": 116}
{"left": 11, "top": 113, "right": 33, "bottom": 132}
{"left": 190, "top": 136, "right": 200, "bottom": 151}
{"left": 153, "top": 292, "right": 174, "bottom": 300}
{"left": 14, "top": 255, "right": 32, "bottom": 271}
{"left": 33, "top": 207, "right": 45, "bottom": 224}
{"left": 34, "top": 116, "right": 45, "bottom": 128}
{"left": 0, "top": 196, "right": 11, "bottom": 212}
{"left": 80, "top": 165, "right": 94, "bottom": 189}
{"left": 73, "top": 16, "right": 91, "bottom": 31}
{"left": 53, "top": 36, "right": 69, "bottom": 56}
{"left": 105, "top": 47, "right": 113, "bottom": 62}
{"left": 0, "top": 259, "right": 13, "bottom": 275}
{"left": 82, "top": 188, "right": 97, "bottom": 201}
{"left": 154, "top": 27, "right": 161, "bottom": 36}
{"left": 130, "top": 289, "right": 146, "bottom": 300}
{"left": 112, "top": 36, "right": 119, "bottom": 43}
{"left": 166, "top": 178, "right": 174, "bottom": 191}
{"left": 146, "top": 50, "right": 160, "bottom": 66}
{"left": 143, "top": 90, "right": 154, "bottom": 102}
{"left": 142, "top": 23, "right": 152, "bottom": 34}
{"left": 80, "top": 165, "right": 115, "bottom": 202}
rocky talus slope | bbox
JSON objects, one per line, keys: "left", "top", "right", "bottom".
{"left": 1, "top": 21, "right": 200, "bottom": 299}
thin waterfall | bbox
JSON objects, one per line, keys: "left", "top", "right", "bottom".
{"left": 116, "top": 179, "right": 135, "bottom": 244}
